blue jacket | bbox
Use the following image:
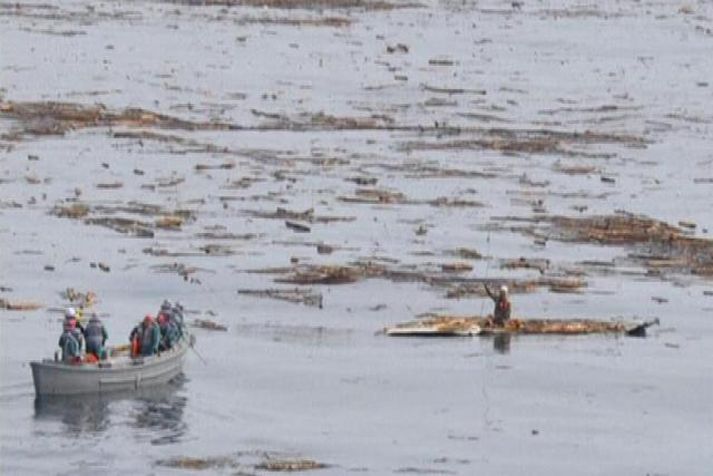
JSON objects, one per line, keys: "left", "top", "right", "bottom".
{"left": 140, "top": 322, "right": 160, "bottom": 356}
{"left": 84, "top": 316, "right": 108, "bottom": 352}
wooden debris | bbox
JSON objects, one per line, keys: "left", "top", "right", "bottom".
{"left": 95, "top": 182, "right": 123, "bottom": 189}
{"left": 285, "top": 221, "right": 311, "bottom": 233}
{"left": 316, "top": 244, "right": 334, "bottom": 255}
{"left": 452, "top": 248, "right": 483, "bottom": 260}
{"left": 155, "top": 215, "right": 185, "bottom": 229}
{"left": 501, "top": 257, "right": 549, "bottom": 273}
{"left": 339, "top": 188, "right": 406, "bottom": 204}
{"left": 238, "top": 288, "right": 323, "bottom": 308}
{"left": 247, "top": 207, "right": 355, "bottom": 224}
{"left": 441, "top": 262, "right": 473, "bottom": 273}
{"left": 0, "top": 100, "right": 236, "bottom": 139}
{"left": 255, "top": 458, "right": 328, "bottom": 472}
{"left": 51, "top": 203, "right": 90, "bottom": 219}
{"left": 0, "top": 299, "right": 43, "bottom": 311}
{"left": 156, "top": 457, "right": 232, "bottom": 470}
{"left": 276, "top": 265, "right": 361, "bottom": 285}
{"left": 386, "top": 315, "right": 659, "bottom": 337}
{"left": 191, "top": 319, "right": 227, "bottom": 331}
{"left": 549, "top": 213, "right": 713, "bottom": 276}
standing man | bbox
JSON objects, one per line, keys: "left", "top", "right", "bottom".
{"left": 484, "top": 284, "right": 512, "bottom": 327}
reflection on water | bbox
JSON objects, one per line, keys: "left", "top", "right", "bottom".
{"left": 130, "top": 378, "right": 188, "bottom": 445}
{"left": 34, "top": 392, "right": 111, "bottom": 435}
{"left": 493, "top": 334, "right": 512, "bottom": 355}
{"left": 34, "top": 375, "right": 188, "bottom": 445}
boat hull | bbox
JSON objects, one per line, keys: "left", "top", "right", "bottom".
{"left": 31, "top": 339, "right": 189, "bottom": 396}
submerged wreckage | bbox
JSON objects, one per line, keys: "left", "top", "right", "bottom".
{"left": 385, "top": 315, "right": 660, "bottom": 337}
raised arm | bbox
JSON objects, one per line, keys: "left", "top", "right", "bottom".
{"left": 484, "top": 283, "right": 497, "bottom": 301}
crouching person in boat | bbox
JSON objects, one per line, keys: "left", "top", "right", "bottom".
{"left": 58, "top": 320, "right": 81, "bottom": 363}
{"left": 158, "top": 313, "right": 179, "bottom": 351}
{"left": 83, "top": 314, "right": 108, "bottom": 360}
{"left": 484, "top": 284, "right": 511, "bottom": 327}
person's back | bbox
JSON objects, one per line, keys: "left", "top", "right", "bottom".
{"left": 84, "top": 315, "right": 108, "bottom": 359}
{"left": 140, "top": 315, "right": 160, "bottom": 356}
{"left": 58, "top": 327, "right": 80, "bottom": 363}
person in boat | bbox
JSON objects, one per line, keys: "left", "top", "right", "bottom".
{"left": 484, "top": 284, "right": 511, "bottom": 327}
{"left": 139, "top": 314, "right": 161, "bottom": 356}
{"left": 83, "top": 314, "right": 108, "bottom": 360}
{"left": 158, "top": 313, "right": 180, "bottom": 351}
{"left": 58, "top": 320, "right": 81, "bottom": 363}
{"left": 158, "top": 300, "right": 184, "bottom": 339}
{"left": 64, "top": 307, "right": 84, "bottom": 351}
{"left": 129, "top": 321, "right": 143, "bottom": 357}
{"left": 172, "top": 301, "right": 185, "bottom": 333}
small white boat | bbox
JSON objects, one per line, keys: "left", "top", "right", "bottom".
{"left": 30, "top": 336, "right": 192, "bottom": 396}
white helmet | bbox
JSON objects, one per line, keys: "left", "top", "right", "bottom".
{"left": 65, "top": 307, "right": 77, "bottom": 319}
{"left": 500, "top": 285, "right": 509, "bottom": 295}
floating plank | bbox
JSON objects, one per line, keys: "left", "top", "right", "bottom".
{"left": 385, "top": 315, "right": 659, "bottom": 337}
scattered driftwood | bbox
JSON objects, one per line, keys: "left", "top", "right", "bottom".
{"left": 155, "top": 215, "right": 185, "bottom": 229}
{"left": 156, "top": 457, "right": 233, "bottom": 471}
{"left": 0, "top": 299, "right": 43, "bottom": 311}
{"left": 156, "top": 453, "right": 328, "bottom": 472}
{"left": 401, "top": 127, "right": 646, "bottom": 158}
{"left": 246, "top": 207, "right": 355, "bottom": 224}
{"left": 85, "top": 217, "right": 154, "bottom": 238}
{"left": 339, "top": 188, "right": 407, "bottom": 204}
{"left": 428, "top": 197, "right": 484, "bottom": 208}
{"left": 450, "top": 248, "right": 483, "bottom": 260}
{"left": 549, "top": 213, "right": 713, "bottom": 276}
{"left": 446, "top": 277, "right": 586, "bottom": 298}
{"left": 385, "top": 315, "right": 659, "bottom": 337}
{"left": 276, "top": 265, "right": 362, "bottom": 285}
{"left": 501, "top": 257, "right": 549, "bottom": 273}
{"left": 0, "top": 100, "right": 237, "bottom": 139}
{"left": 51, "top": 201, "right": 196, "bottom": 236}
{"left": 52, "top": 203, "right": 90, "bottom": 219}
{"left": 441, "top": 262, "right": 473, "bottom": 273}
{"left": 255, "top": 458, "right": 328, "bottom": 472}
{"left": 238, "top": 288, "right": 323, "bottom": 308}
{"left": 285, "top": 221, "right": 311, "bottom": 233}
{"left": 191, "top": 319, "right": 228, "bottom": 331}
{"left": 150, "top": 263, "right": 207, "bottom": 284}
{"left": 167, "top": 0, "right": 418, "bottom": 11}
{"left": 490, "top": 213, "right": 713, "bottom": 277}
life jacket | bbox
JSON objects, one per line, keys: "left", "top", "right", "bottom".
{"left": 131, "top": 337, "right": 140, "bottom": 357}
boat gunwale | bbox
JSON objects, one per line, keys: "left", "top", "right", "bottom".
{"left": 30, "top": 339, "right": 190, "bottom": 374}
